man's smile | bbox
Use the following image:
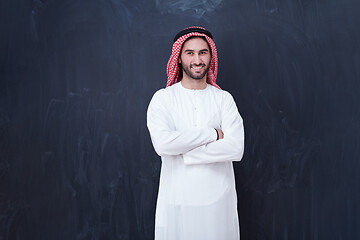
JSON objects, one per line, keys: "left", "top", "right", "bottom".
{"left": 191, "top": 64, "right": 205, "bottom": 71}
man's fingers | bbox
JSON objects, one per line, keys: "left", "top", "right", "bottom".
{"left": 219, "top": 130, "right": 224, "bottom": 139}
{"left": 216, "top": 129, "right": 224, "bottom": 140}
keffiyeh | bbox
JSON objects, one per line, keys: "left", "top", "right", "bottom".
{"left": 166, "top": 26, "right": 221, "bottom": 89}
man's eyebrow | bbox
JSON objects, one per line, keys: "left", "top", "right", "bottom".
{"left": 184, "top": 49, "right": 209, "bottom": 52}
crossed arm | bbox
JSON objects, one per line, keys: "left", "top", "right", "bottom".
{"left": 147, "top": 89, "right": 244, "bottom": 164}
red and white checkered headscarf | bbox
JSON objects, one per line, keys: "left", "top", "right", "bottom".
{"left": 166, "top": 26, "right": 221, "bottom": 89}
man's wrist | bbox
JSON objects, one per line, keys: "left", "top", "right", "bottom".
{"left": 215, "top": 128, "right": 219, "bottom": 140}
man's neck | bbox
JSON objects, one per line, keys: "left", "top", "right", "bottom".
{"left": 180, "top": 77, "right": 207, "bottom": 90}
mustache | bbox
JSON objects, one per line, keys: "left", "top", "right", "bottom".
{"left": 190, "top": 63, "right": 205, "bottom": 67}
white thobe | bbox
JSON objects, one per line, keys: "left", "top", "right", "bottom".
{"left": 147, "top": 82, "right": 244, "bottom": 240}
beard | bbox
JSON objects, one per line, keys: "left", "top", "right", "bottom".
{"left": 181, "top": 62, "right": 210, "bottom": 80}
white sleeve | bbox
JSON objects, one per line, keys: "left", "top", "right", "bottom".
{"left": 183, "top": 92, "right": 244, "bottom": 165}
{"left": 147, "top": 89, "right": 218, "bottom": 157}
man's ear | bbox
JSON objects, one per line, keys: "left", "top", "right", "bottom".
{"left": 178, "top": 56, "right": 182, "bottom": 63}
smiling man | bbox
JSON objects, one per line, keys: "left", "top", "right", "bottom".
{"left": 147, "top": 26, "right": 245, "bottom": 240}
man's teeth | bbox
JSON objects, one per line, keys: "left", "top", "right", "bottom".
{"left": 193, "top": 66, "right": 203, "bottom": 70}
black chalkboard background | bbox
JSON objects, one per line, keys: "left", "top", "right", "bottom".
{"left": 1, "top": 0, "right": 360, "bottom": 239}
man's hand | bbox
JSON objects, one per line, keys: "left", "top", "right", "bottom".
{"left": 215, "top": 129, "right": 224, "bottom": 140}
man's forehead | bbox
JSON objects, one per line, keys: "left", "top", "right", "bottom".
{"left": 182, "top": 37, "right": 210, "bottom": 51}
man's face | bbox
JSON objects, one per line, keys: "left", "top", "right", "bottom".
{"left": 179, "top": 37, "right": 211, "bottom": 81}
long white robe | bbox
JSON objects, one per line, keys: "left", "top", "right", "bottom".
{"left": 147, "top": 82, "right": 244, "bottom": 240}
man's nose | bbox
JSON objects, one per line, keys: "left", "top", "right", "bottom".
{"left": 193, "top": 54, "right": 201, "bottom": 64}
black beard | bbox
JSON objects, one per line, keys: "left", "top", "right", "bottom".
{"left": 181, "top": 63, "right": 210, "bottom": 80}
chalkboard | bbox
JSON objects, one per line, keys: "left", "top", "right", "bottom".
{"left": 1, "top": 0, "right": 360, "bottom": 239}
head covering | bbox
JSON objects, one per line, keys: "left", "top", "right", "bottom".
{"left": 166, "top": 26, "right": 221, "bottom": 89}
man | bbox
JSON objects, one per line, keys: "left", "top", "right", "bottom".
{"left": 147, "top": 26, "right": 245, "bottom": 240}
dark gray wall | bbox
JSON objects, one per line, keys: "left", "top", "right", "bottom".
{"left": 1, "top": 0, "right": 360, "bottom": 239}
